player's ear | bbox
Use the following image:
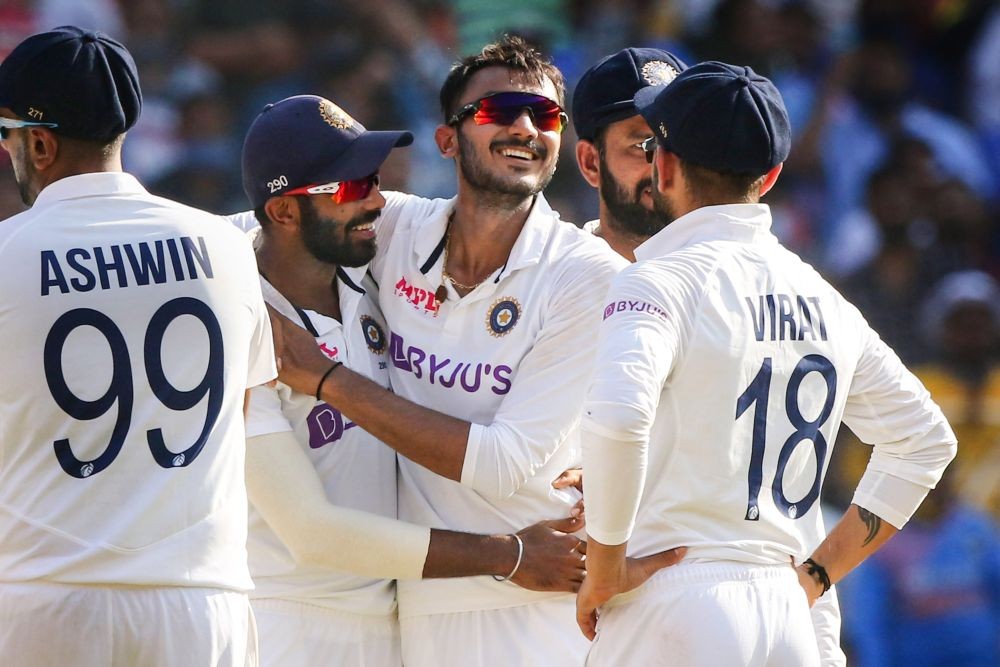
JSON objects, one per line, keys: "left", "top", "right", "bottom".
{"left": 758, "top": 163, "right": 783, "bottom": 197}
{"left": 435, "top": 124, "right": 457, "bottom": 158}
{"left": 27, "top": 127, "right": 59, "bottom": 171}
{"left": 575, "top": 140, "right": 600, "bottom": 188}
{"left": 653, "top": 148, "right": 680, "bottom": 194}
{"left": 263, "top": 196, "right": 300, "bottom": 232}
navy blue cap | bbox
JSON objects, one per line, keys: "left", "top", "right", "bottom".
{"left": 634, "top": 61, "right": 790, "bottom": 176}
{"left": 241, "top": 95, "right": 413, "bottom": 208}
{"left": 0, "top": 26, "right": 141, "bottom": 142}
{"left": 572, "top": 48, "right": 687, "bottom": 141}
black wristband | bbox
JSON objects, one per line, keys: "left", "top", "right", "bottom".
{"left": 803, "top": 557, "right": 831, "bottom": 596}
{"left": 315, "top": 362, "right": 343, "bottom": 400}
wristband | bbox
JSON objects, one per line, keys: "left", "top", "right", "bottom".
{"left": 315, "top": 362, "right": 343, "bottom": 400}
{"left": 492, "top": 533, "right": 524, "bottom": 582}
{"left": 803, "top": 557, "right": 831, "bottom": 596}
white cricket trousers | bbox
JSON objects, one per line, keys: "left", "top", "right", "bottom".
{"left": 586, "top": 561, "right": 821, "bottom": 667}
{"left": 0, "top": 582, "right": 257, "bottom": 667}
{"left": 252, "top": 598, "right": 400, "bottom": 666}
{"left": 400, "top": 596, "right": 589, "bottom": 667}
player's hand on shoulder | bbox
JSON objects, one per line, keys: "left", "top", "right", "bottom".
{"left": 510, "top": 516, "right": 587, "bottom": 593}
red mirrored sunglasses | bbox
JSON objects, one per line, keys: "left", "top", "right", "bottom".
{"left": 284, "top": 172, "right": 380, "bottom": 204}
{"left": 448, "top": 92, "right": 568, "bottom": 133}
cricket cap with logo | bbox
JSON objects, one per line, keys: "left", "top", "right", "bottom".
{"left": 572, "top": 47, "right": 688, "bottom": 141}
{"left": 0, "top": 25, "right": 142, "bottom": 142}
{"left": 242, "top": 94, "right": 413, "bottom": 208}
{"left": 635, "top": 60, "right": 791, "bottom": 176}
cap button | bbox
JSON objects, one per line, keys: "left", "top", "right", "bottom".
{"left": 81, "top": 31, "right": 99, "bottom": 43}
{"left": 737, "top": 75, "right": 751, "bottom": 87}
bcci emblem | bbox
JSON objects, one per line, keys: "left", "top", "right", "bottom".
{"left": 360, "top": 315, "right": 386, "bottom": 354}
{"left": 486, "top": 298, "right": 520, "bottom": 337}
{"left": 319, "top": 98, "right": 354, "bottom": 130}
{"left": 642, "top": 61, "right": 679, "bottom": 86}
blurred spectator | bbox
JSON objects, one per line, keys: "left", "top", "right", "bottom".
{"left": 693, "top": 0, "right": 782, "bottom": 74}
{"left": 915, "top": 271, "right": 1000, "bottom": 519}
{"left": 839, "top": 477, "right": 1000, "bottom": 667}
{"left": 817, "top": 37, "right": 995, "bottom": 247}
{"left": 926, "top": 179, "right": 1000, "bottom": 281}
{"left": 836, "top": 162, "right": 938, "bottom": 362}
{"left": 968, "top": 7, "right": 1000, "bottom": 201}
{"left": 149, "top": 92, "right": 243, "bottom": 213}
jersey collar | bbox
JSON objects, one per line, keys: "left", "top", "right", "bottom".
{"left": 31, "top": 172, "right": 147, "bottom": 209}
{"left": 413, "top": 193, "right": 559, "bottom": 283}
{"left": 634, "top": 203, "right": 776, "bottom": 261}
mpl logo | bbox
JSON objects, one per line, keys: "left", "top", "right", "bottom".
{"left": 394, "top": 276, "right": 441, "bottom": 316}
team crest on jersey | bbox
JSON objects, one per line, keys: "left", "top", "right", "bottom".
{"left": 486, "top": 297, "right": 520, "bottom": 337}
{"left": 360, "top": 315, "right": 386, "bottom": 353}
{"left": 319, "top": 98, "right": 353, "bottom": 129}
{"left": 642, "top": 61, "right": 679, "bottom": 86}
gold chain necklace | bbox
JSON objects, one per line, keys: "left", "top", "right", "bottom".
{"left": 436, "top": 224, "right": 503, "bottom": 300}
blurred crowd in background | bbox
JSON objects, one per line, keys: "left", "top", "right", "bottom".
{"left": 0, "top": 0, "right": 997, "bottom": 664}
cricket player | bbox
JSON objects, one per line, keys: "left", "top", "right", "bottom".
{"left": 237, "top": 95, "right": 591, "bottom": 666}
{"left": 577, "top": 61, "right": 957, "bottom": 665}
{"left": 0, "top": 27, "right": 275, "bottom": 666}
{"left": 267, "top": 36, "right": 685, "bottom": 667}
{"left": 572, "top": 49, "right": 848, "bottom": 666}
{"left": 573, "top": 47, "right": 688, "bottom": 261}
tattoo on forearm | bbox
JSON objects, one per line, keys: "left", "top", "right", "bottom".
{"left": 857, "top": 507, "right": 882, "bottom": 547}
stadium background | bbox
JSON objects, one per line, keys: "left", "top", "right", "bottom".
{"left": 0, "top": 0, "right": 997, "bottom": 664}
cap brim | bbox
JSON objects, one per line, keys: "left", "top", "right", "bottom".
{"left": 322, "top": 129, "right": 414, "bottom": 182}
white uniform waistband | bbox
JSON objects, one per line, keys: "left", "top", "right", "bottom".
{"left": 606, "top": 560, "right": 798, "bottom": 608}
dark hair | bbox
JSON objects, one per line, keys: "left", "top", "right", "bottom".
{"left": 680, "top": 161, "right": 766, "bottom": 205}
{"left": 439, "top": 34, "right": 565, "bottom": 121}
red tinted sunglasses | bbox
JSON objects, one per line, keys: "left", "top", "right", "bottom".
{"left": 448, "top": 92, "right": 568, "bottom": 133}
{"left": 284, "top": 172, "right": 380, "bottom": 204}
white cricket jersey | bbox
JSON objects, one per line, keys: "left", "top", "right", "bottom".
{"left": 0, "top": 172, "right": 275, "bottom": 589}
{"left": 244, "top": 259, "right": 397, "bottom": 616}
{"left": 583, "top": 203, "right": 956, "bottom": 564}
{"left": 371, "top": 191, "right": 626, "bottom": 617}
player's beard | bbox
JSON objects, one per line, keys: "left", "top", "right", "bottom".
{"left": 455, "top": 128, "right": 556, "bottom": 208}
{"left": 598, "top": 154, "right": 664, "bottom": 239}
{"left": 650, "top": 162, "right": 678, "bottom": 225}
{"left": 299, "top": 198, "right": 379, "bottom": 268}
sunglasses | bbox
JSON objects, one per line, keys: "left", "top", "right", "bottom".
{"left": 448, "top": 92, "right": 568, "bottom": 133}
{"left": 284, "top": 172, "right": 380, "bottom": 204}
{"left": 0, "top": 117, "right": 58, "bottom": 140}
{"left": 641, "top": 136, "right": 658, "bottom": 164}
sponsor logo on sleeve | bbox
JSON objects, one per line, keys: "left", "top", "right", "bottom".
{"left": 602, "top": 300, "right": 669, "bottom": 321}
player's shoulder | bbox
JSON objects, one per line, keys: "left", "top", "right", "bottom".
{"left": 383, "top": 190, "right": 452, "bottom": 230}
{"left": 543, "top": 214, "right": 628, "bottom": 277}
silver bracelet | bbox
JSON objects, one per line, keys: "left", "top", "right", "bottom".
{"left": 492, "top": 533, "right": 524, "bottom": 582}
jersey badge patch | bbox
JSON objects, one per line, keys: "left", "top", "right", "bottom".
{"left": 486, "top": 297, "right": 521, "bottom": 337}
{"left": 360, "top": 315, "right": 386, "bottom": 354}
